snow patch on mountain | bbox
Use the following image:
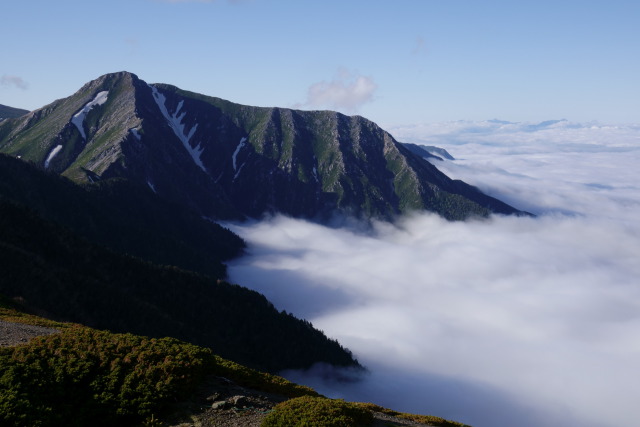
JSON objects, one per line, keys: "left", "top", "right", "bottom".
{"left": 150, "top": 85, "right": 206, "bottom": 172}
{"left": 232, "top": 137, "right": 247, "bottom": 171}
{"left": 130, "top": 128, "right": 142, "bottom": 141}
{"left": 44, "top": 145, "right": 63, "bottom": 168}
{"left": 71, "top": 91, "right": 109, "bottom": 140}
{"left": 233, "top": 163, "right": 246, "bottom": 181}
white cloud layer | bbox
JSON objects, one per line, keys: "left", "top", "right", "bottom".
{"left": 227, "top": 121, "right": 640, "bottom": 427}
{"left": 1, "top": 75, "right": 28, "bottom": 90}
{"left": 302, "top": 68, "right": 377, "bottom": 112}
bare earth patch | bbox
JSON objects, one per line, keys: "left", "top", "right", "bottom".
{"left": 0, "top": 320, "right": 59, "bottom": 347}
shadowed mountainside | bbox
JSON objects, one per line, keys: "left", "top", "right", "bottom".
{"left": 0, "top": 154, "right": 243, "bottom": 278}
{"left": 0, "top": 104, "right": 28, "bottom": 120}
{"left": 0, "top": 195, "right": 358, "bottom": 373}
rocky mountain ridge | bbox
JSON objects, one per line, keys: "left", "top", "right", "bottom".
{"left": 0, "top": 71, "right": 525, "bottom": 221}
{"left": 0, "top": 104, "right": 28, "bottom": 120}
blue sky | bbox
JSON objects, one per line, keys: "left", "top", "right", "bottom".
{"left": 2, "top": 0, "right": 638, "bottom": 126}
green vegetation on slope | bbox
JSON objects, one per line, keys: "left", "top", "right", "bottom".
{"left": 261, "top": 397, "right": 470, "bottom": 427}
{"left": 0, "top": 304, "right": 316, "bottom": 426}
{"left": 0, "top": 304, "right": 469, "bottom": 427}
{"left": 0, "top": 328, "right": 212, "bottom": 426}
{"left": 262, "top": 396, "right": 373, "bottom": 427}
{"left": 0, "top": 72, "right": 138, "bottom": 174}
{"left": 355, "top": 403, "right": 470, "bottom": 427}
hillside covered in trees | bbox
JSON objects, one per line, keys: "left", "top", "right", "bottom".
{"left": 0, "top": 154, "right": 358, "bottom": 372}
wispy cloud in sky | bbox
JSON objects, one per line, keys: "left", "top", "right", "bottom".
{"left": 228, "top": 122, "right": 640, "bottom": 427}
{"left": 301, "top": 68, "right": 378, "bottom": 113}
{"left": 411, "top": 36, "right": 427, "bottom": 56}
{"left": 1, "top": 75, "right": 28, "bottom": 90}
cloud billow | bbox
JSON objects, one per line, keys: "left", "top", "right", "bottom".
{"left": 227, "top": 122, "right": 640, "bottom": 427}
{"left": 302, "top": 68, "right": 377, "bottom": 113}
{"left": 1, "top": 75, "right": 28, "bottom": 90}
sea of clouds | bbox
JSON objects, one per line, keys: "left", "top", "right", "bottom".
{"left": 227, "top": 120, "right": 640, "bottom": 427}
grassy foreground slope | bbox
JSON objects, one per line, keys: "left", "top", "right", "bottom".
{"left": 0, "top": 303, "right": 469, "bottom": 427}
{"left": 0, "top": 302, "right": 316, "bottom": 426}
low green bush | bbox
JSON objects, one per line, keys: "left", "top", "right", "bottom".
{"left": 0, "top": 310, "right": 319, "bottom": 427}
{"left": 0, "top": 327, "right": 213, "bottom": 426}
{"left": 0, "top": 304, "right": 467, "bottom": 427}
{"left": 261, "top": 395, "right": 373, "bottom": 427}
{"left": 355, "top": 402, "right": 470, "bottom": 427}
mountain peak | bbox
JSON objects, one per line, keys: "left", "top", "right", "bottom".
{"left": 0, "top": 72, "right": 526, "bottom": 221}
{"left": 91, "top": 70, "right": 140, "bottom": 84}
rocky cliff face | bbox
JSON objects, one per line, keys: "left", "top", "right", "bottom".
{"left": 0, "top": 72, "right": 524, "bottom": 221}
